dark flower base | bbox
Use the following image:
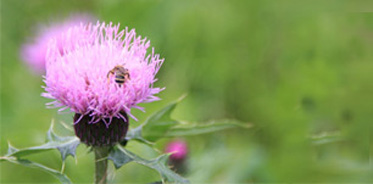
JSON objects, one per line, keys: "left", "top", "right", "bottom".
{"left": 73, "top": 112, "right": 129, "bottom": 147}
{"left": 169, "top": 158, "right": 188, "bottom": 175}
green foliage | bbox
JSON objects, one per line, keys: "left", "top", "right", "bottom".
{"left": 116, "top": 97, "right": 251, "bottom": 183}
{"left": 310, "top": 131, "right": 343, "bottom": 145}
{"left": 1, "top": 98, "right": 248, "bottom": 183}
{"left": 141, "top": 96, "right": 183, "bottom": 142}
{"left": 6, "top": 121, "right": 80, "bottom": 160}
{"left": 109, "top": 146, "right": 189, "bottom": 184}
{"left": 0, "top": 156, "right": 72, "bottom": 183}
{"left": 127, "top": 96, "right": 252, "bottom": 143}
{"left": 1, "top": 121, "right": 78, "bottom": 183}
{"left": 165, "top": 119, "right": 252, "bottom": 137}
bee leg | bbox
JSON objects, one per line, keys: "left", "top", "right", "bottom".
{"left": 107, "top": 71, "right": 114, "bottom": 84}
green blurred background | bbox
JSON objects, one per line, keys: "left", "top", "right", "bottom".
{"left": 1, "top": 0, "right": 373, "bottom": 183}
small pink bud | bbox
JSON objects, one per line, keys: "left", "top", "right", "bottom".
{"left": 165, "top": 140, "right": 188, "bottom": 160}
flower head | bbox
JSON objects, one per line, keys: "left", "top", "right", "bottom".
{"left": 165, "top": 140, "right": 188, "bottom": 160}
{"left": 43, "top": 22, "right": 164, "bottom": 124}
{"left": 21, "top": 15, "right": 92, "bottom": 74}
{"left": 42, "top": 22, "right": 164, "bottom": 146}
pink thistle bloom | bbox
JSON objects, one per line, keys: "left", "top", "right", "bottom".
{"left": 165, "top": 140, "right": 188, "bottom": 160}
{"left": 21, "top": 15, "right": 92, "bottom": 74}
{"left": 42, "top": 22, "right": 164, "bottom": 128}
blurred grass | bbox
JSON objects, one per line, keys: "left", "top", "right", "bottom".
{"left": 1, "top": 0, "right": 373, "bottom": 183}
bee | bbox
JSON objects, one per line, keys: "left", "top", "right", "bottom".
{"left": 107, "top": 65, "right": 130, "bottom": 86}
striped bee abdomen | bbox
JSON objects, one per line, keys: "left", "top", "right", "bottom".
{"left": 115, "top": 75, "right": 125, "bottom": 84}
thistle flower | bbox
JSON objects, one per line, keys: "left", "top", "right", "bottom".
{"left": 165, "top": 140, "right": 188, "bottom": 174}
{"left": 42, "top": 22, "right": 164, "bottom": 146}
{"left": 21, "top": 15, "right": 92, "bottom": 74}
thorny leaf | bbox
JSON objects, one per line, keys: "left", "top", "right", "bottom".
{"left": 6, "top": 120, "right": 80, "bottom": 161}
{"left": 108, "top": 146, "right": 189, "bottom": 184}
{"left": 0, "top": 156, "right": 72, "bottom": 184}
{"left": 126, "top": 96, "right": 252, "bottom": 143}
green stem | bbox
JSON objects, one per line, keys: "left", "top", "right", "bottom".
{"left": 94, "top": 146, "right": 110, "bottom": 184}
